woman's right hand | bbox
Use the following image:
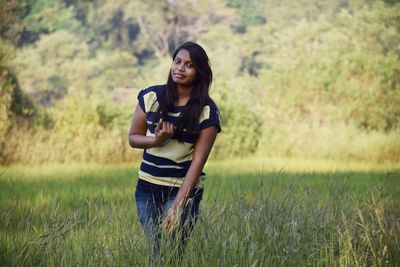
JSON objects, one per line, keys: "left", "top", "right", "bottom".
{"left": 154, "top": 119, "right": 174, "bottom": 146}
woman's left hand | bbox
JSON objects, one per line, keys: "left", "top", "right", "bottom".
{"left": 164, "top": 207, "right": 180, "bottom": 233}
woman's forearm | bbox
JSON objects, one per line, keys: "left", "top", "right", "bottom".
{"left": 172, "top": 127, "right": 218, "bottom": 210}
{"left": 172, "top": 159, "right": 204, "bottom": 210}
{"left": 129, "top": 119, "right": 175, "bottom": 149}
{"left": 129, "top": 134, "right": 158, "bottom": 149}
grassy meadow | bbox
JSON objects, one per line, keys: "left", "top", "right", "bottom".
{"left": 0, "top": 158, "right": 399, "bottom": 266}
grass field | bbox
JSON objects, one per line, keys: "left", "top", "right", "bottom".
{"left": 1, "top": 158, "right": 399, "bottom": 266}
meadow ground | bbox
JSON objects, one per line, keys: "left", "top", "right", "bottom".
{"left": 0, "top": 157, "right": 399, "bottom": 266}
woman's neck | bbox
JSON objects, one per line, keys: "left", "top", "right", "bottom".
{"left": 175, "top": 84, "right": 192, "bottom": 106}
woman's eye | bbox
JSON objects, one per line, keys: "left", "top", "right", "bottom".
{"left": 174, "top": 58, "right": 180, "bottom": 64}
{"left": 187, "top": 64, "right": 193, "bottom": 68}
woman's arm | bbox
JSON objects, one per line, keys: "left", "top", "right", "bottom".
{"left": 164, "top": 126, "right": 218, "bottom": 229}
{"left": 128, "top": 104, "right": 174, "bottom": 149}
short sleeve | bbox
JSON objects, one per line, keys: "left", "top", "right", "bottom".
{"left": 137, "top": 89, "right": 146, "bottom": 113}
{"left": 136, "top": 86, "right": 160, "bottom": 114}
{"left": 198, "top": 101, "right": 221, "bottom": 133}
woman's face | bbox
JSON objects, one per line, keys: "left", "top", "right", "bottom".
{"left": 171, "top": 49, "right": 197, "bottom": 87}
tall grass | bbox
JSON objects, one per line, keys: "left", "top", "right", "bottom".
{"left": 0, "top": 161, "right": 399, "bottom": 266}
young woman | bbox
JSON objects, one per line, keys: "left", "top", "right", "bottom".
{"left": 128, "top": 42, "right": 221, "bottom": 258}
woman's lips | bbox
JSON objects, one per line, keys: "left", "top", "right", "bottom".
{"left": 173, "top": 73, "right": 186, "bottom": 79}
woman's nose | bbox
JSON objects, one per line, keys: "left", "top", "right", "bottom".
{"left": 176, "top": 64, "right": 184, "bottom": 72}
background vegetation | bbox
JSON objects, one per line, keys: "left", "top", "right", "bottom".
{"left": 1, "top": 0, "right": 400, "bottom": 164}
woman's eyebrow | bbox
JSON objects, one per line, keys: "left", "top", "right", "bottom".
{"left": 175, "top": 56, "right": 192, "bottom": 63}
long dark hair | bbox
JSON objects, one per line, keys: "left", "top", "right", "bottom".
{"left": 159, "top": 41, "right": 213, "bottom": 138}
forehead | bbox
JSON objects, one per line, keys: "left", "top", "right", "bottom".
{"left": 175, "top": 49, "right": 192, "bottom": 62}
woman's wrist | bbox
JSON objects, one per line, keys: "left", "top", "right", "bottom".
{"left": 152, "top": 137, "right": 165, "bottom": 147}
{"left": 172, "top": 197, "right": 187, "bottom": 211}
{"left": 153, "top": 136, "right": 171, "bottom": 147}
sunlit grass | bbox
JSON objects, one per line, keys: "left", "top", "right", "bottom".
{"left": 206, "top": 156, "right": 399, "bottom": 175}
{"left": 1, "top": 158, "right": 399, "bottom": 266}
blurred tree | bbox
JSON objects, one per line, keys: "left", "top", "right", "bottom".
{"left": 83, "top": 0, "right": 237, "bottom": 60}
{"left": 12, "top": 30, "right": 139, "bottom": 105}
{"left": 0, "top": 0, "right": 41, "bottom": 163}
{"left": 226, "top": 0, "right": 266, "bottom": 31}
{"left": 256, "top": 1, "right": 400, "bottom": 132}
{"left": 133, "top": 0, "right": 237, "bottom": 58}
{"left": 13, "top": 30, "right": 87, "bottom": 105}
{"left": 19, "top": 0, "right": 81, "bottom": 45}
{"left": 2, "top": 0, "right": 399, "bottom": 163}
{"left": 0, "top": 0, "right": 33, "bottom": 45}
{"left": 0, "top": 40, "right": 38, "bottom": 163}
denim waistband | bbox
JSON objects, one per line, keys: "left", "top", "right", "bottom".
{"left": 136, "top": 178, "right": 204, "bottom": 196}
{"left": 136, "top": 178, "right": 179, "bottom": 191}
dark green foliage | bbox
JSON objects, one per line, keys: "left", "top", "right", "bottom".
{"left": 21, "top": 0, "right": 81, "bottom": 44}
{"left": 7, "top": 70, "right": 36, "bottom": 119}
{"left": 0, "top": 0, "right": 33, "bottom": 45}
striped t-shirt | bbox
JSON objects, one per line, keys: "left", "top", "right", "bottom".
{"left": 137, "top": 84, "right": 221, "bottom": 188}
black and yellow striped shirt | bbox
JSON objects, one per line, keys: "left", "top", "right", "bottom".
{"left": 137, "top": 84, "right": 221, "bottom": 188}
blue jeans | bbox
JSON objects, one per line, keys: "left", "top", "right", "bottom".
{"left": 135, "top": 179, "right": 203, "bottom": 260}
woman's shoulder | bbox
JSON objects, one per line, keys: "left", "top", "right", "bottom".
{"left": 201, "top": 97, "right": 220, "bottom": 119}
{"left": 199, "top": 97, "right": 221, "bottom": 132}
{"left": 139, "top": 84, "right": 166, "bottom": 96}
{"left": 137, "top": 84, "right": 166, "bottom": 112}
{"left": 204, "top": 97, "right": 219, "bottom": 111}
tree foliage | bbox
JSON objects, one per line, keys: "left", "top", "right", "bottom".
{"left": 1, "top": 0, "right": 399, "bottom": 164}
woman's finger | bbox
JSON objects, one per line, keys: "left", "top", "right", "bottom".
{"left": 164, "top": 215, "right": 172, "bottom": 231}
{"left": 166, "top": 217, "right": 171, "bottom": 228}
{"left": 167, "top": 122, "right": 173, "bottom": 134}
{"left": 155, "top": 118, "right": 162, "bottom": 132}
